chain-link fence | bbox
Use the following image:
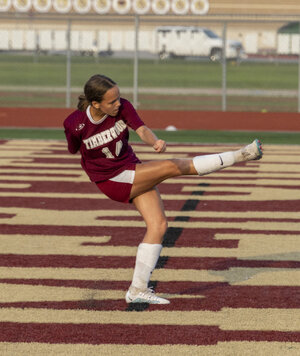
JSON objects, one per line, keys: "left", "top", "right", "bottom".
{"left": 1, "top": 7, "right": 300, "bottom": 112}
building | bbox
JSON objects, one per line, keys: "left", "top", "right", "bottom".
{"left": 0, "top": 0, "right": 299, "bottom": 56}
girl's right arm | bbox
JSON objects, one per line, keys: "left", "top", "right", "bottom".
{"left": 136, "top": 125, "right": 166, "bottom": 153}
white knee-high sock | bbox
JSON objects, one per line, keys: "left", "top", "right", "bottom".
{"left": 192, "top": 151, "right": 235, "bottom": 176}
{"left": 131, "top": 243, "right": 162, "bottom": 290}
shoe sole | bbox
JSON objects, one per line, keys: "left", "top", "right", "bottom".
{"left": 125, "top": 292, "right": 170, "bottom": 304}
{"left": 127, "top": 298, "right": 169, "bottom": 304}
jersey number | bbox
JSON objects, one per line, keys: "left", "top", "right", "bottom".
{"left": 102, "top": 140, "right": 123, "bottom": 158}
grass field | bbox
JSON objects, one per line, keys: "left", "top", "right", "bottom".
{"left": 0, "top": 127, "right": 299, "bottom": 145}
{"left": 0, "top": 54, "right": 297, "bottom": 89}
{"left": 0, "top": 54, "right": 298, "bottom": 111}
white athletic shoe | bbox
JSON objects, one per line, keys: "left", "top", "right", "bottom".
{"left": 241, "top": 139, "right": 263, "bottom": 161}
{"left": 125, "top": 287, "right": 170, "bottom": 304}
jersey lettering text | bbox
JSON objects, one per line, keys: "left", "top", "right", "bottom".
{"left": 83, "top": 120, "right": 126, "bottom": 150}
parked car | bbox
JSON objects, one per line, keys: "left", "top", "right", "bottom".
{"left": 156, "top": 26, "right": 245, "bottom": 61}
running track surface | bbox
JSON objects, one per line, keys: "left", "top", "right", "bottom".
{"left": 0, "top": 139, "right": 299, "bottom": 355}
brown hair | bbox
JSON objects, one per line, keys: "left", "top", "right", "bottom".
{"left": 77, "top": 74, "right": 117, "bottom": 111}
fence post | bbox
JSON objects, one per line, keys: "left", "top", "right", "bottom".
{"left": 222, "top": 22, "right": 227, "bottom": 112}
{"left": 298, "top": 22, "right": 300, "bottom": 113}
{"left": 66, "top": 19, "right": 71, "bottom": 108}
{"left": 133, "top": 15, "right": 139, "bottom": 109}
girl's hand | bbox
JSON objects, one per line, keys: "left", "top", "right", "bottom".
{"left": 153, "top": 139, "right": 166, "bottom": 153}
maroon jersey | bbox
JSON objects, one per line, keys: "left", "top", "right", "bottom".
{"left": 64, "top": 98, "right": 144, "bottom": 182}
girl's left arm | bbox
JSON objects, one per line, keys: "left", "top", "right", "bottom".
{"left": 135, "top": 125, "right": 166, "bottom": 153}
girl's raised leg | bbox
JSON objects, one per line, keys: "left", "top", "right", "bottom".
{"left": 130, "top": 139, "right": 262, "bottom": 200}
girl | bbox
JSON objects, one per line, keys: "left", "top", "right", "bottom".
{"left": 64, "top": 74, "right": 263, "bottom": 304}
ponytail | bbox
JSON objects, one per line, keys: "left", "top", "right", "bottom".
{"left": 77, "top": 94, "right": 90, "bottom": 111}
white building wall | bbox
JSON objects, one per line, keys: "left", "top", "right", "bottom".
{"left": 277, "top": 34, "right": 292, "bottom": 54}
{"left": 0, "top": 30, "right": 9, "bottom": 50}
{"left": 110, "top": 31, "right": 123, "bottom": 51}
{"left": 291, "top": 34, "right": 300, "bottom": 54}
{"left": 71, "top": 31, "right": 80, "bottom": 51}
{"left": 11, "top": 30, "right": 23, "bottom": 50}
{"left": 38, "top": 30, "right": 52, "bottom": 50}
{"left": 0, "top": 25, "right": 296, "bottom": 56}
{"left": 139, "top": 31, "right": 154, "bottom": 51}
{"left": 79, "top": 31, "right": 95, "bottom": 51}
{"left": 258, "top": 31, "right": 276, "bottom": 50}
{"left": 242, "top": 32, "right": 258, "bottom": 54}
{"left": 124, "top": 30, "right": 134, "bottom": 51}
{"left": 25, "top": 30, "right": 36, "bottom": 50}
{"left": 53, "top": 30, "right": 66, "bottom": 50}
{"left": 98, "top": 31, "right": 109, "bottom": 51}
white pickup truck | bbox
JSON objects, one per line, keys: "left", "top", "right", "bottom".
{"left": 156, "top": 26, "right": 245, "bottom": 61}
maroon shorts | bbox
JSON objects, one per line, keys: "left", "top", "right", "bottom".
{"left": 96, "top": 166, "right": 136, "bottom": 203}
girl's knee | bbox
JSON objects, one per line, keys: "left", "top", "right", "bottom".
{"left": 158, "top": 160, "right": 179, "bottom": 177}
{"left": 169, "top": 159, "right": 191, "bottom": 175}
{"left": 149, "top": 216, "right": 168, "bottom": 236}
{"left": 158, "top": 216, "right": 168, "bottom": 235}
